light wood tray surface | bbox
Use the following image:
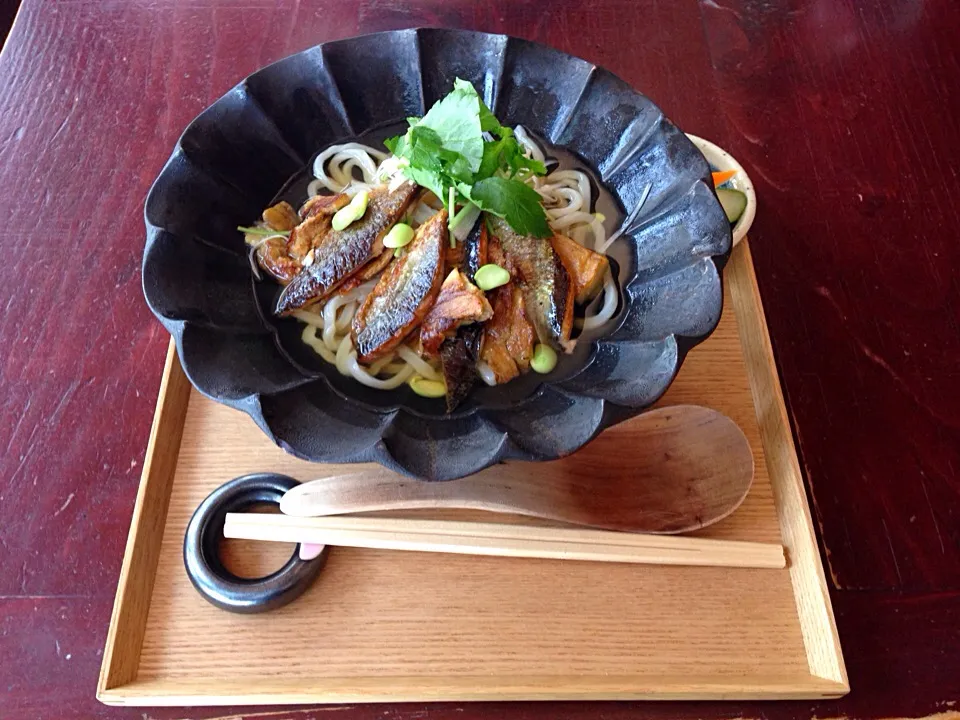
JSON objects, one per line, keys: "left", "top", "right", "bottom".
{"left": 98, "top": 243, "right": 847, "bottom": 705}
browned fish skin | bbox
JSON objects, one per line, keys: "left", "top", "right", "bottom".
{"left": 252, "top": 199, "right": 350, "bottom": 284}
{"left": 487, "top": 215, "right": 575, "bottom": 353}
{"left": 262, "top": 201, "right": 300, "bottom": 231}
{"left": 286, "top": 193, "right": 349, "bottom": 260}
{"left": 300, "top": 192, "right": 350, "bottom": 220}
{"left": 334, "top": 248, "right": 394, "bottom": 296}
{"left": 351, "top": 209, "right": 448, "bottom": 363}
{"left": 478, "top": 233, "right": 535, "bottom": 384}
{"left": 480, "top": 282, "right": 536, "bottom": 384}
{"left": 275, "top": 183, "right": 418, "bottom": 314}
{"left": 550, "top": 232, "right": 610, "bottom": 304}
{"left": 420, "top": 269, "right": 493, "bottom": 357}
{"left": 249, "top": 201, "right": 306, "bottom": 283}
{"left": 255, "top": 237, "right": 300, "bottom": 283}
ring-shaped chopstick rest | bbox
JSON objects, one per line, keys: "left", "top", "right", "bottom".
{"left": 184, "top": 473, "right": 327, "bottom": 613}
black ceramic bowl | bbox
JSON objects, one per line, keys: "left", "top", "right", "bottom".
{"left": 143, "top": 28, "right": 731, "bottom": 481}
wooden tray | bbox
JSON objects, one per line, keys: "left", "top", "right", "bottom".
{"left": 98, "top": 242, "right": 848, "bottom": 706}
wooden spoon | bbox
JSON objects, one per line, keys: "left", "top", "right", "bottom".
{"left": 280, "top": 405, "right": 754, "bottom": 534}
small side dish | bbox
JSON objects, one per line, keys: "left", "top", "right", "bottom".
{"left": 686, "top": 133, "right": 756, "bottom": 246}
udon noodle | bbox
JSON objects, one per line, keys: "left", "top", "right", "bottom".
{"left": 294, "top": 130, "right": 621, "bottom": 390}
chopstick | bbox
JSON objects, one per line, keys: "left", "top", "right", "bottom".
{"left": 223, "top": 514, "right": 785, "bottom": 569}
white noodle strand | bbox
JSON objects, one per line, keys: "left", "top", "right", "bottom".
{"left": 476, "top": 361, "right": 498, "bottom": 387}
{"left": 396, "top": 345, "right": 442, "bottom": 381}
{"left": 333, "top": 335, "right": 353, "bottom": 375}
{"left": 322, "top": 294, "right": 345, "bottom": 350}
{"left": 292, "top": 134, "right": 623, "bottom": 390}
{"left": 302, "top": 325, "right": 338, "bottom": 364}
{"left": 335, "top": 302, "right": 355, "bottom": 331}
{"left": 514, "top": 126, "right": 545, "bottom": 164}
{"left": 349, "top": 357, "right": 414, "bottom": 389}
{"left": 601, "top": 182, "right": 652, "bottom": 253}
{"left": 291, "top": 309, "right": 324, "bottom": 328}
{"left": 581, "top": 272, "right": 619, "bottom": 330}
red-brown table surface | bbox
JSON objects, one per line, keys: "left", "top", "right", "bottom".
{"left": 1, "top": 1, "right": 958, "bottom": 718}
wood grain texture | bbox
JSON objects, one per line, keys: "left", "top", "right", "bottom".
{"left": 278, "top": 404, "right": 756, "bottom": 534}
{"left": 0, "top": 0, "right": 958, "bottom": 717}
{"left": 728, "top": 243, "right": 845, "bottom": 687}
{"left": 699, "top": 0, "right": 960, "bottom": 593}
{"left": 98, "top": 343, "right": 190, "bottom": 693}
{"left": 222, "top": 514, "right": 787, "bottom": 569}
{"left": 97, "top": 247, "right": 840, "bottom": 705}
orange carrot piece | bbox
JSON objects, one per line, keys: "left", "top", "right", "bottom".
{"left": 712, "top": 169, "right": 737, "bottom": 186}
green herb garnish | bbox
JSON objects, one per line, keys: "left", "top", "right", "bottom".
{"left": 384, "top": 79, "right": 551, "bottom": 239}
{"left": 238, "top": 225, "right": 290, "bottom": 237}
{"left": 463, "top": 177, "right": 550, "bottom": 238}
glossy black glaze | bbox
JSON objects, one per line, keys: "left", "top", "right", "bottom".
{"left": 143, "top": 28, "right": 731, "bottom": 481}
{"left": 183, "top": 473, "right": 327, "bottom": 613}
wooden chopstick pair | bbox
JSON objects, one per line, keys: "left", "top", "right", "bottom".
{"left": 224, "top": 514, "right": 786, "bottom": 570}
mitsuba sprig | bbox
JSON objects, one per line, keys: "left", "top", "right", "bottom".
{"left": 384, "top": 79, "right": 552, "bottom": 239}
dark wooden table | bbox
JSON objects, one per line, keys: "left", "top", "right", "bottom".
{"left": 1, "top": 1, "right": 958, "bottom": 718}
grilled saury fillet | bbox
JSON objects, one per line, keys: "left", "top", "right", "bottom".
{"left": 480, "top": 284, "right": 536, "bottom": 384}
{"left": 478, "top": 232, "right": 536, "bottom": 384}
{"left": 420, "top": 268, "right": 493, "bottom": 356}
{"left": 487, "top": 215, "right": 575, "bottom": 353}
{"left": 351, "top": 209, "right": 448, "bottom": 363}
{"left": 248, "top": 200, "right": 311, "bottom": 284}
{"left": 275, "top": 183, "right": 418, "bottom": 314}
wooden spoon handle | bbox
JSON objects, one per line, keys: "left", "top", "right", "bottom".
{"left": 279, "top": 405, "right": 754, "bottom": 534}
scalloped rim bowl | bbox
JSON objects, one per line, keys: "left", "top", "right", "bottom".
{"left": 141, "top": 28, "right": 733, "bottom": 480}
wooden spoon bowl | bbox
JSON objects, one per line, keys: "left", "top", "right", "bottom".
{"left": 280, "top": 405, "right": 754, "bottom": 534}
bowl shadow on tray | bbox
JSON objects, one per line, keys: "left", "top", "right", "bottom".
{"left": 141, "top": 28, "right": 732, "bottom": 480}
